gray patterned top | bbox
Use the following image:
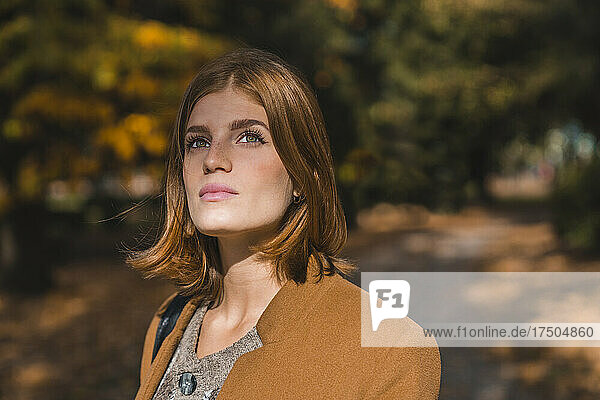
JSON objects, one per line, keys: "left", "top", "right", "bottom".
{"left": 152, "top": 301, "right": 263, "bottom": 400}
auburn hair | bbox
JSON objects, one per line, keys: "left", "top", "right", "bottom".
{"left": 125, "top": 47, "right": 356, "bottom": 304}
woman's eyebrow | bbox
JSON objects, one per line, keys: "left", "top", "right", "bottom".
{"left": 186, "top": 119, "right": 269, "bottom": 135}
{"left": 186, "top": 125, "right": 210, "bottom": 134}
{"left": 229, "top": 119, "right": 269, "bottom": 131}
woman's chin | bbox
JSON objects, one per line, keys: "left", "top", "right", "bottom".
{"left": 195, "top": 224, "right": 252, "bottom": 237}
{"left": 196, "top": 226, "right": 235, "bottom": 237}
{"left": 195, "top": 224, "right": 277, "bottom": 240}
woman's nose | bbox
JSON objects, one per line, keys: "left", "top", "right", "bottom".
{"left": 202, "top": 141, "right": 232, "bottom": 174}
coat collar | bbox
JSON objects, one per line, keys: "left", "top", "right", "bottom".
{"left": 255, "top": 262, "right": 337, "bottom": 344}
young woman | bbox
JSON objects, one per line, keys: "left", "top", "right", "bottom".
{"left": 130, "top": 47, "right": 440, "bottom": 400}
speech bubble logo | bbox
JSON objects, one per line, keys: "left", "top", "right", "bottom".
{"left": 369, "top": 280, "right": 411, "bottom": 331}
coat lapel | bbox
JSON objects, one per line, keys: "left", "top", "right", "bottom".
{"left": 255, "top": 263, "right": 336, "bottom": 344}
{"left": 135, "top": 294, "right": 205, "bottom": 400}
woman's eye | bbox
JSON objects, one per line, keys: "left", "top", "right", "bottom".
{"left": 240, "top": 134, "right": 258, "bottom": 142}
{"left": 186, "top": 136, "right": 209, "bottom": 149}
{"left": 238, "top": 131, "right": 266, "bottom": 144}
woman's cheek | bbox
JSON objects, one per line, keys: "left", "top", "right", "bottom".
{"left": 182, "top": 158, "right": 204, "bottom": 190}
{"left": 250, "top": 153, "right": 290, "bottom": 184}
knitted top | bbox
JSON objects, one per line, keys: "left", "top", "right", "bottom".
{"left": 152, "top": 301, "right": 263, "bottom": 400}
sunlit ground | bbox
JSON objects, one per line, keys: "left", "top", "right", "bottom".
{"left": 347, "top": 202, "right": 600, "bottom": 399}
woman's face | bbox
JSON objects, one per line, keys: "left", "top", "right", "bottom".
{"left": 183, "top": 87, "right": 295, "bottom": 239}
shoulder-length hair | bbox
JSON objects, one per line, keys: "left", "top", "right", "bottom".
{"left": 126, "top": 47, "right": 356, "bottom": 303}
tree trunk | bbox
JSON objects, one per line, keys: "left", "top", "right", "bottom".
{"left": 0, "top": 201, "right": 54, "bottom": 294}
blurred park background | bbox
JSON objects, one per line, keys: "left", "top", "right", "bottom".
{"left": 1, "top": 0, "right": 599, "bottom": 399}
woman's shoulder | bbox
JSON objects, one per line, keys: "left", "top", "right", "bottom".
{"left": 319, "top": 273, "right": 437, "bottom": 341}
{"left": 299, "top": 273, "right": 441, "bottom": 398}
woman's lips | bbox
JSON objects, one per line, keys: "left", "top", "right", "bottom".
{"left": 200, "top": 191, "right": 237, "bottom": 201}
{"left": 199, "top": 183, "right": 238, "bottom": 201}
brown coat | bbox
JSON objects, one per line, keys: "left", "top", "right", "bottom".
{"left": 136, "top": 268, "right": 441, "bottom": 399}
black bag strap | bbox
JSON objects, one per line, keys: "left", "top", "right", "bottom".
{"left": 151, "top": 294, "right": 192, "bottom": 362}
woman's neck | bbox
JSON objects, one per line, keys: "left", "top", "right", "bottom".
{"left": 212, "top": 235, "right": 286, "bottom": 328}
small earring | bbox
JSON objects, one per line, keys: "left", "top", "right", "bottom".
{"left": 292, "top": 193, "right": 305, "bottom": 204}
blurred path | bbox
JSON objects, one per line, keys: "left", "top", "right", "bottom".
{"left": 343, "top": 205, "right": 600, "bottom": 400}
